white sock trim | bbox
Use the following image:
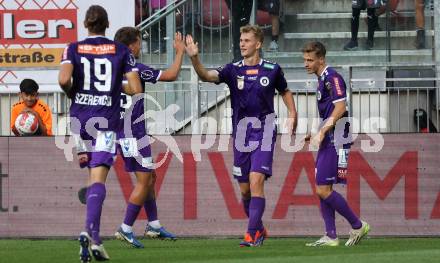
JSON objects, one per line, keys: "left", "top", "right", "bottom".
{"left": 148, "top": 220, "right": 161, "bottom": 229}
{"left": 121, "top": 223, "right": 133, "bottom": 233}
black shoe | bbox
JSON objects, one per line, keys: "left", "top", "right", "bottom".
{"left": 343, "top": 40, "right": 358, "bottom": 51}
{"left": 365, "top": 39, "right": 374, "bottom": 50}
{"left": 416, "top": 29, "right": 426, "bottom": 49}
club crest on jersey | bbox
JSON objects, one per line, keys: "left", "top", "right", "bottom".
{"left": 317, "top": 90, "right": 322, "bottom": 101}
{"left": 325, "top": 81, "right": 332, "bottom": 90}
{"left": 237, "top": 75, "right": 244, "bottom": 90}
{"left": 260, "top": 76, "right": 269, "bottom": 87}
{"left": 141, "top": 69, "right": 154, "bottom": 81}
{"left": 128, "top": 53, "right": 136, "bottom": 66}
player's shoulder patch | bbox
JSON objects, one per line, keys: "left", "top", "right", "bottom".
{"left": 262, "top": 59, "right": 277, "bottom": 70}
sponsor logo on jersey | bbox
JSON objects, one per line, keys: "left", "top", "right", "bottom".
{"left": 77, "top": 44, "right": 116, "bottom": 55}
{"left": 333, "top": 77, "right": 343, "bottom": 96}
{"left": 260, "top": 76, "right": 270, "bottom": 87}
{"left": 246, "top": 69, "right": 259, "bottom": 75}
{"left": 263, "top": 63, "right": 275, "bottom": 70}
{"left": 317, "top": 90, "right": 322, "bottom": 101}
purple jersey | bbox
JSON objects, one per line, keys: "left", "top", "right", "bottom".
{"left": 120, "top": 63, "right": 162, "bottom": 136}
{"left": 216, "top": 59, "right": 287, "bottom": 139}
{"left": 61, "top": 36, "right": 138, "bottom": 132}
{"left": 317, "top": 66, "right": 351, "bottom": 149}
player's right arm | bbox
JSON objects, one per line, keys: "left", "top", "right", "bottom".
{"left": 159, "top": 32, "right": 185, "bottom": 81}
{"left": 185, "top": 35, "right": 219, "bottom": 83}
{"left": 58, "top": 44, "right": 74, "bottom": 98}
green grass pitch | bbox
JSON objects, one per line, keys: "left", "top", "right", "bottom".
{"left": 1, "top": 237, "right": 439, "bottom": 263}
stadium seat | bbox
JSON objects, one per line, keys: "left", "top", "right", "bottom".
{"left": 199, "top": 0, "right": 272, "bottom": 30}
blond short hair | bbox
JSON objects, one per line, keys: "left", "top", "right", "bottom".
{"left": 240, "top": 24, "right": 264, "bottom": 44}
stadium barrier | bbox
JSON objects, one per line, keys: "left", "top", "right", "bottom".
{"left": 0, "top": 134, "right": 439, "bottom": 237}
{"left": 1, "top": 65, "right": 438, "bottom": 135}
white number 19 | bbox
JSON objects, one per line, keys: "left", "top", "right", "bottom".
{"left": 81, "top": 57, "right": 112, "bottom": 92}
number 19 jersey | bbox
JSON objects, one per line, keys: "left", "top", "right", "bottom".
{"left": 61, "top": 36, "right": 138, "bottom": 131}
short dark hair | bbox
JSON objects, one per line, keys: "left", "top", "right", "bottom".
{"left": 84, "top": 5, "right": 109, "bottom": 34}
{"left": 114, "top": 27, "right": 141, "bottom": 46}
{"left": 301, "top": 41, "right": 327, "bottom": 58}
{"left": 19, "top": 79, "right": 39, "bottom": 94}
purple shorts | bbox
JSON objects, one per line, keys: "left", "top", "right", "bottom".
{"left": 117, "top": 131, "right": 153, "bottom": 173}
{"left": 232, "top": 132, "right": 276, "bottom": 183}
{"left": 75, "top": 130, "right": 117, "bottom": 169}
{"left": 315, "top": 146, "right": 346, "bottom": 185}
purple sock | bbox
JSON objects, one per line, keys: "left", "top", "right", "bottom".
{"left": 248, "top": 197, "right": 265, "bottom": 237}
{"left": 242, "top": 198, "right": 250, "bottom": 218}
{"left": 123, "top": 203, "right": 142, "bottom": 227}
{"left": 320, "top": 198, "right": 337, "bottom": 239}
{"left": 85, "top": 183, "right": 106, "bottom": 245}
{"left": 144, "top": 199, "right": 158, "bottom": 222}
{"left": 324, "top": 191, "right": 362, "bottom": 229}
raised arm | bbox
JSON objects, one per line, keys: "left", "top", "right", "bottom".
{"left": 159, "top": 32, "right": 185, "bottom": 81}
{"left": 185, "top": 34, "right": 220, "bottom": 83}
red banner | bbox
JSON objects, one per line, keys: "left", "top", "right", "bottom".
{"left": 0, "top": 9, "right": 77, "bottom": 45}
{"left": 0, "top": 134, "right": 439, "bottom": 237}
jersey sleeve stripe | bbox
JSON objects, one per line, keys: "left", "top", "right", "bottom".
{"left": 332, "top": 97, "right": 346, "bottom": 103}
{"left": 156, "top": 70, "right": 163, "bottom": 81}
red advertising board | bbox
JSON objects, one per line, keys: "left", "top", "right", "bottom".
{"left": 0, "top": 9, "right": 77, "bottom": 45}
{"left": 0, "top": 134, "right": 439, "bottom": 237}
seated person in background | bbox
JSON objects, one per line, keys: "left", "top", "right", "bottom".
{"left": 374, "top": 0, "right": 426, "bottom": 49}
{"left": 344, "top": 0, "right": 383, "bottom": 51}
{"left": 10, "top": 79, "right": 52, "bottom": 136}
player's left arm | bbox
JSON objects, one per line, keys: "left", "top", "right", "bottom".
{"left": 276, "top": 66, "right": 297, "bottom": 135}
{"left": 123, "top": 72, "right": 142, "bottom": 95}
{"left": 159, "top": 32, "right": 185, "bottom": 81}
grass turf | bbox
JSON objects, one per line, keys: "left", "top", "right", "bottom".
{"left": 1, "top": 237, "right": 439, "bottom": 263}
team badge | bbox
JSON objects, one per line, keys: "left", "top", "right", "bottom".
{"left": 260, "top": 76, "right": 269, "bottom": 87}
{"left": 325, "top": 81, "right": 332, "bottom": 90}
{"left": 128, "top": 53, "right": 136, "bottom": 66}
{"left": 237, "top": 75, "right": 244, "bottom": 90}
{"left": 141, "top": 69, "right": 154, "bottom": 81}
